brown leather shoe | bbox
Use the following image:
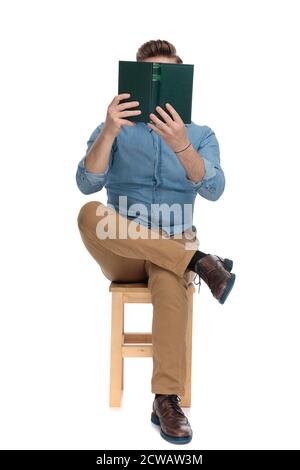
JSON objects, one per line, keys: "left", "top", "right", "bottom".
{"left": 219, "top": 257, "right": 233, "bottom": 272}
{"left": 151, "top": 394, "right": 193, "bottom": 444}
{"left": 194, "top": 254, "right": 236, "bottom": 304}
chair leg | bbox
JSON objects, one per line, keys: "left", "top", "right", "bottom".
{"left": 181, "top": 290, "right": 193, "bottom": 408}
{"left": 109, "top": 292, "right": 124, "bottom": 407}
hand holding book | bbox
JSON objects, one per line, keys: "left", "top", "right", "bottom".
{"left": 147, "top": 103, "right": 190, "bottom": 154}
{"left": 102, "top": 93, "right": 141, "bottom": 138}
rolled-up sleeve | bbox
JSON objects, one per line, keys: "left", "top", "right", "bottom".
{"left": 188, "top": 126, "right": 225, "bottom": 201}
{"left": 76, "top": 122, "right": 117, "bottom": 195}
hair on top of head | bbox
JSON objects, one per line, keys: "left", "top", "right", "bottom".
{"left": 136, "top": 39, "right": 183, "bottom": 63}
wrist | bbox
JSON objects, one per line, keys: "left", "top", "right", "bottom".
{"left": 101, "top": 125, "right": 118, "bottom": 142}
{"left": 174, "top": 141, "right": 191, "bottom": 154}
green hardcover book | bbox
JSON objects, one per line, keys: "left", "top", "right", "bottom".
{"left": 118, "top": 60, "right": 194, "bottom": 124}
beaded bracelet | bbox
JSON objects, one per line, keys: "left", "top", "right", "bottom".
{"left": 174, "top": 142, "right": 192, "bottom": 153}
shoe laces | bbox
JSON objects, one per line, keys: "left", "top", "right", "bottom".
{"left": 193, "top": 272, "right": 201, "bottom": 293}
{"left": 159, "top": 394, "right": 185, "bottom": 418}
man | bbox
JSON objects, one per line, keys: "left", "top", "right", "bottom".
{"left": 76, "top": 39, "right": 235, "bottom": 445}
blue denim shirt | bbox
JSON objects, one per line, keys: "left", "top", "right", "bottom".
{"left": 76, "top": 121, "right": 225, "bottom": 236}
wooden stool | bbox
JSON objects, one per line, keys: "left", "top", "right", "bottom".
{"left": 109, "top": 281, "right": 195, "bottom": 407}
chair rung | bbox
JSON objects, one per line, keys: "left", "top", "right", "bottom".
{"left": 123, "top": 293, "right": 152, "bottom": 303}
{"left": 122, "top": 344, "right": 153, "bottom": 357}
{"left": 123, "top": 333, "right": 152, "bottom": 344}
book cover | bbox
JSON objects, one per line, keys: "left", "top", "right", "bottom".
{"left": 118, "top": 60, "right": 194, "bottom": 124}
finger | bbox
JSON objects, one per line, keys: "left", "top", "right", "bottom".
{"left": 118, "top": 100, "right": 140, "bottom": 111}
{"left": 149, "top": 113, "right": 169, "bottom": 132}
{"left": 118, "top": 118, "right": 135, "bottom": 127}
{"left": 155, "top": 105, "right": 174, "bottom": 126}
{"left": 119, "top": 109, "right": 141, "bottom": 117}
{"left": 165, "top": 103, "right": 182, "bottom": 124}
{"left": 147, "top": 122, "right": 162, "bottom": 135}
{"left": 115, "top": 93, "right": 131, "bottom": 105}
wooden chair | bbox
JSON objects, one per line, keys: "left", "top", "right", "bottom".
{"left": 109, "top": 281, "right": 195, "bottom": 407}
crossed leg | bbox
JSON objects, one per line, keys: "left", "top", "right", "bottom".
{"left": 77, "top": 200, "right": 199, "bottom": 395}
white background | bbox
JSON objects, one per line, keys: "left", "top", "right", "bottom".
{"left": 0, "top": 0, "right": 299, "bottom": 450}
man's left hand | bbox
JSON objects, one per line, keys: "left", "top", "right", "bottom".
{"left": 148, "top": 103, "right": 190, "bottom": 153}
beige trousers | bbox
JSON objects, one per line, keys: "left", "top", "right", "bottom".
{"left": 77, "top": 200, "right": 200, "bottom": 396}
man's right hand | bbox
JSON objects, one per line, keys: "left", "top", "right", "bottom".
{"left": 102, "top": 93, "right": 141, "bottom": 138}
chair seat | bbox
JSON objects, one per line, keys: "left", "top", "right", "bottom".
{"left": 109, "top": 282, "right": 149, "bottom": 292}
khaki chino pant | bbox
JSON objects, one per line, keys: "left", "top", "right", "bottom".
{"left": 77, "top": 200, "right": 200, "bottom": 397}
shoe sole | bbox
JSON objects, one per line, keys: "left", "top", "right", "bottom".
{"left": 219, "top": 273, "right": 236, "bottom": 304}
{"left": 223, "top": 258, "right": 233, "bottom": 272}
{"left": 151, "top": 412, "right": 193, "bottom": 444}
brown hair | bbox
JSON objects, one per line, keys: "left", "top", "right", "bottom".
{"left": 136, "top": 39, "right": 183, "bottom": 63}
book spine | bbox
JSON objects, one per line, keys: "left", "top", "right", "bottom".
{"left": 150, "top": 63, "right": 161, "bottom": 121}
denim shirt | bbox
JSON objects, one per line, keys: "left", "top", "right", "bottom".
{"left": 76, "top": 121, "right": 225, "bottom": 236}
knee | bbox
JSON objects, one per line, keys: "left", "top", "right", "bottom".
{"left": 77, "top": 200, "right": 102, "bottom": 231}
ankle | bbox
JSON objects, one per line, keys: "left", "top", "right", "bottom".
{"left": 187, "top": 250, "right": 207, "bottom": 272}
